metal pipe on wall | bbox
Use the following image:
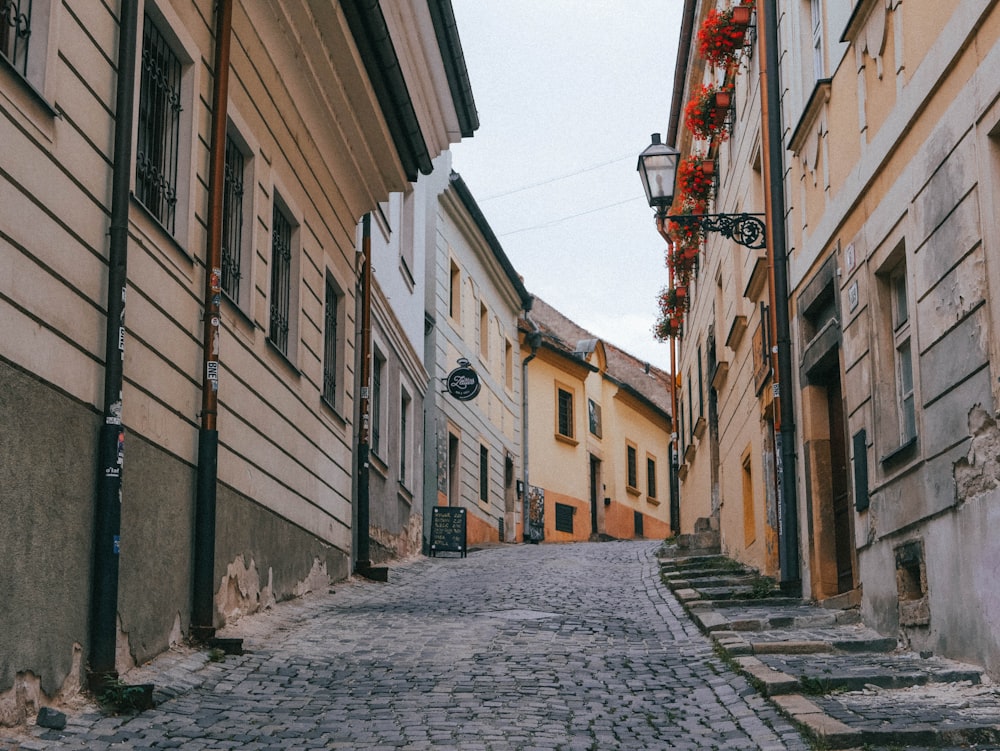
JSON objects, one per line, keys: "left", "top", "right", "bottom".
{"left": 89, "top": 0, "right": 139, "bottom": 691}
{"left": 192, "top": 0, "right": 234, "bottom": 640}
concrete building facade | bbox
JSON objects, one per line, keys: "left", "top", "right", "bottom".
{"left": 422, "top": 166, "right": 532, "bottom": 548}
{"left": 0, "top": 0, "right": 473, "bottom": 720}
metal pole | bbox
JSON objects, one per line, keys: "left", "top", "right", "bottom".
{"left": 355, "top": 214, "right": 373, "bottom": 572}
{"left": 90, "top": 0, "right": 139, "bottom": 691}
{"left": 192, "top": 0, "right": 233, "bottom": 640}
{"left": 759, "top": 0, "right": 801, "bottom": 593}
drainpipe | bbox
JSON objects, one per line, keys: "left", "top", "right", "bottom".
{"left": 354, "top": 214, "right": 375, "bottom": 576}
{"left": 758, "top": 0, "right": 801, "bottom": 593}
{"left": 656, "top": 225, "right": 682, "bottom": 537}
{"left": 520, "top": 302, "right": 541, "bottom": 542}
{"left": 192, "top": 0, "right": 233, "bottom": 642}
{"left": 89, "top": 0, "right": 139, "bottom": 691}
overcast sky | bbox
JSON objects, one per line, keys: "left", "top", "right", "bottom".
{"left": 448, "top": 0, "right": 683, "bottom": 368}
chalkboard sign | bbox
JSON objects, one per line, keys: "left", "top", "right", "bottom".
{"left": 430, "top": 506, "right": 467, "bottom": 557}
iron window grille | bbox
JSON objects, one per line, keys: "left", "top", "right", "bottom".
{"left": 268, "top": 202, "right": 292, "bottom": 354}
{"left": 627, "top": 445, "right": 638, "bottom": 489}
{"left": 557, "top": 388, "right": 574, "bottom": 438}
{"left": 136, "top": 15, "right": 182, "bottom": 233}
{"left": 371, "top": 356, "right": 383, "bottom": 455}
{"left": 1, "top": 0, "right": 31, "bottom": 77}
{"left": 322, "top": 278, "right": 339, "bottom": 405}
{"left": 221, "top": 136, "right": 245, "bottom": 303}
{"left": 479, "top": 445, "right": 488, "bottom": 502}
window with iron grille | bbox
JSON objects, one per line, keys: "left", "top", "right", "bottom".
{"left": 557, "top": 388, "right": 574, "bottom": 438}
{"left": 269, "top": 200, "right": 293, "bottom": 354}
{"left": 221, "top": 135, "right": 245, "bottom": 304}
{"left": 647, "top": 456, "right": 657, "bottom": 499}
{"left": 479, "top": 444, "right": 489, "bottom": 502}
{"left": 0, "top": 0, "right": 32, "bottom": 77}
{"left": 136, "top": 14, "right": 182, "bottom": 233}
{"left": 322, "top": 278, "right": 340, "bottom": 406}
{"left": 400, "top": 391, "right": 411, "bottom": 485}
{"left": 627, "top": 444, "right": 638, "bottom": 489}
{"left": 371, "top": 354, "right": 384, "bottom": 456}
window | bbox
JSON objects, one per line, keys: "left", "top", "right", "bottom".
{"left": 588, "top": 399, "right": 602, "bottom": 438}
{"left": 627, "top": 443, "right": 638, "bottom": 490}
{"left": 449, "top": 260, "right": 461, "bottom": 321}
{"left": 479, "top": 301, "right": 489, "bottom": 360}
{"left": 890, "top": 264, "right": 915, "bottom": 444}
{"left": 479, "top": 444, "right": 489, "bottom": 502}
{"left": 697, "top": 345, "right": 705, "bottom": 418}
{"left": 400, "top": 390, "right": 411, "bottom": 485}
{"left": 504, "top": 338, "right": 514, "bottom": 390}
{"left": 742, "top": 450, "right": 756, "bottom": 545}
{"left": 370, "top": 353, "right": 384, "bottom": 456}
{"left": 268, "top": 197, "right": 294, "bottom": 355}
{"left": 810, "top": 0, "right": 825, "bottom": 79}
{"left": 557, "top": 387, "right": 574, "bottom": 439}
{"left": 221, "top": 133, "right": 247, "bottom": 304}
{"left": 1, "top": 0, "right": 31, "bottom": 77}
{"left": 322, "top": 277, "right": 342, "bottom": 407}
{"left": 646, "top": 456, "right": 657, "bottom": 499}
{"left": 136, "top": 14, "right": 183, "bottom": 233}
{"left": 555, "top": 503, "right": 574, "bottom": 533}
{"left": 399, "top": 190, "right": 415, "bottom": 283}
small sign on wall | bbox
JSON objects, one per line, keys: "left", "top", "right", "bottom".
{"left": 848, "top": 280, "right": 859, "bottom": 312}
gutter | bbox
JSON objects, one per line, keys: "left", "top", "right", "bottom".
{"left": 342, "top": 0, "right": 433, "bottom": 180}
{"left": 427, "top": 0, "right": 479, "bottom": 137}
{"left": 520, "top": 301, "right": 541, "bottom": 543}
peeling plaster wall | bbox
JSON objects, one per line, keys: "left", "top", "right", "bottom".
{"left": 213, "top": 483, "right": 350, "bottom": 627}
{"left": 0, "top": 363, "right": 95, "bottom": 701}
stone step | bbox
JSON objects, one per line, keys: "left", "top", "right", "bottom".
{"left": 780, "top": 681, "right": 1000, "bottom": 749}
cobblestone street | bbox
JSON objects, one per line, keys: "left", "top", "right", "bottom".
{"left": 2, "top": 541, "right": 810, "bottom": 750}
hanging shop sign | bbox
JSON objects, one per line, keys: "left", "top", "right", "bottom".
{"left": 445, "top": 358, "right": 481, "bottom": 401}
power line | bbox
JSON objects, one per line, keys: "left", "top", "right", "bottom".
{"left": 498, "top": 197, "right": 643, "bottom": 237}
{"left": 480, "top": 153, "right": 635, "bottom": 201}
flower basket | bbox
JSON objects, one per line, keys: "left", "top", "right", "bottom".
{"left": 675, "top": 285, "right": 688, "bottom": 300}
{"left": 697, "top": 5, "right": 752, "bottom": 69}
{"left": 685, "top": 83, "right": 734, "bottom": 143}
{"left": 677, "top": 154, "right": 715, "bottom": 209}
{"left": 700, "top": 159, "right": 716, "bottom": 176}
{"left": 715, "top": 89, "right": 732, "bottom": 112}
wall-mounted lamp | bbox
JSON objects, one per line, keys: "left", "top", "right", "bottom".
{"left": 637, "top": 133, "right": 767, "bottom": 249}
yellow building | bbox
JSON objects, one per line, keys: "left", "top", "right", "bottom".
{"left": 520, "top": 299, "right": 673, "bottom": 543}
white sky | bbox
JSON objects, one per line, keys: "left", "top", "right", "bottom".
{"left": 448, "top": 0, "right": 683, "bottom": 368}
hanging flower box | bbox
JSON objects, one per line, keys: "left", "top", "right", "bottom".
{"left": 697, "top": 4, "right": 753, "bottom": 69}
{"left": 715, "top": 89, "right": 732, "bottom": 112}
{"left": 677, "top": 154, "right": 715, "bottom": 209}
{"left": 700, "top": 159, "right": 716, "bottom": 176}
{"left": 685, "top": 83, "right": 734, "bottom": 143}
{"left": 675, "top": 285, "right": 688, "bottom": 300}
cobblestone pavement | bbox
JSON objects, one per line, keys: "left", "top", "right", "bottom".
{"left": 1, "top": 540, "right": 812, "bottom": 750}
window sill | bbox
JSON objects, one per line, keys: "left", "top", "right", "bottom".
{"left": 0, "top": 56, "right": 59, "bottom": 121}
{"left": 555, "top": 433, "right": 579, "bottom": 447}
{"left": 398, "top": 481, "right": 413, "bottom": 503}
{"left": 626, "top": 484, "right": 641, "bottom": 497}
{"left": 320, "top": 395, "right": 348, "bottom": 428}
{"left": 266, "top": 338, "right": 301, "bottom": 377}
{"left": 880, "top": 436, "right": 918, "bottom": 468}
{"left": 646, "top": 496, "right": 661, "bottom": 506}
{"left": 130, "top": 194, "right": 192, "bottom": 261}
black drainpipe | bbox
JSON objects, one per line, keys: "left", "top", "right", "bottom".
{"left": 760, "top": 0, "right": 801, "bottom": 593}
{"left": 192, "top": 0, "right": 234, "bottom": 642}
{"left": 89, "top": 0, "right": 139, "bottom": 691}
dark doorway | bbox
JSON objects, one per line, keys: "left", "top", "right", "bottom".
{"left": 589, "top": 455, "right": 600, "bottom": 536}
{"left": 825, "top": 374, "right": 854, "bottom": 593}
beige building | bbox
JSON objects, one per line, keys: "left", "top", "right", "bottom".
{"left": 780, "top": 0, "right": 1000, "bottom": 673}
{"left": 0, "top": 0, "right": 474, "bottom": 718}
{"left": 422, "top": 165, "right": 532, "bottom": 548}
{"left": 520, "top": 299, "right": 673, "bottom": 543}
{"left": 664, "top": 0, "right": 1000, "bottom": 677}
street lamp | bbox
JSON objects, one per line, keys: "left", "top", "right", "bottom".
{"left": 637, "top": 133, "right": 767, "bottom": 249}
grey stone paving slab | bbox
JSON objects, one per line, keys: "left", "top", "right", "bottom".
{"left": 1, "top": 541, "right": 809, "bottom": 751}
{"left": 757, "top": 652, "right": 985, "bottom": 691}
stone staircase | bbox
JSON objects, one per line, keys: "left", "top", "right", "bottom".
{"left": 658, "top": 542, "right": 1000, "bottom": 749}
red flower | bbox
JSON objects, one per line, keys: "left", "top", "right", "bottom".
{"left": 697, "top": 5, "right": 752, "bottom": 69}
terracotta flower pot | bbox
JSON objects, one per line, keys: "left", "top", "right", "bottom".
{"left": 700, "top": 160, "right": 716, "bottom": 176}
{"left": 732, "top": 5, "right": 753, "bottom": 27}
{"left": 676, "top": 286, "right": 688, "bottom": 299}
{"left": 715, "top": 90, "right": 732, "bottom": 110}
